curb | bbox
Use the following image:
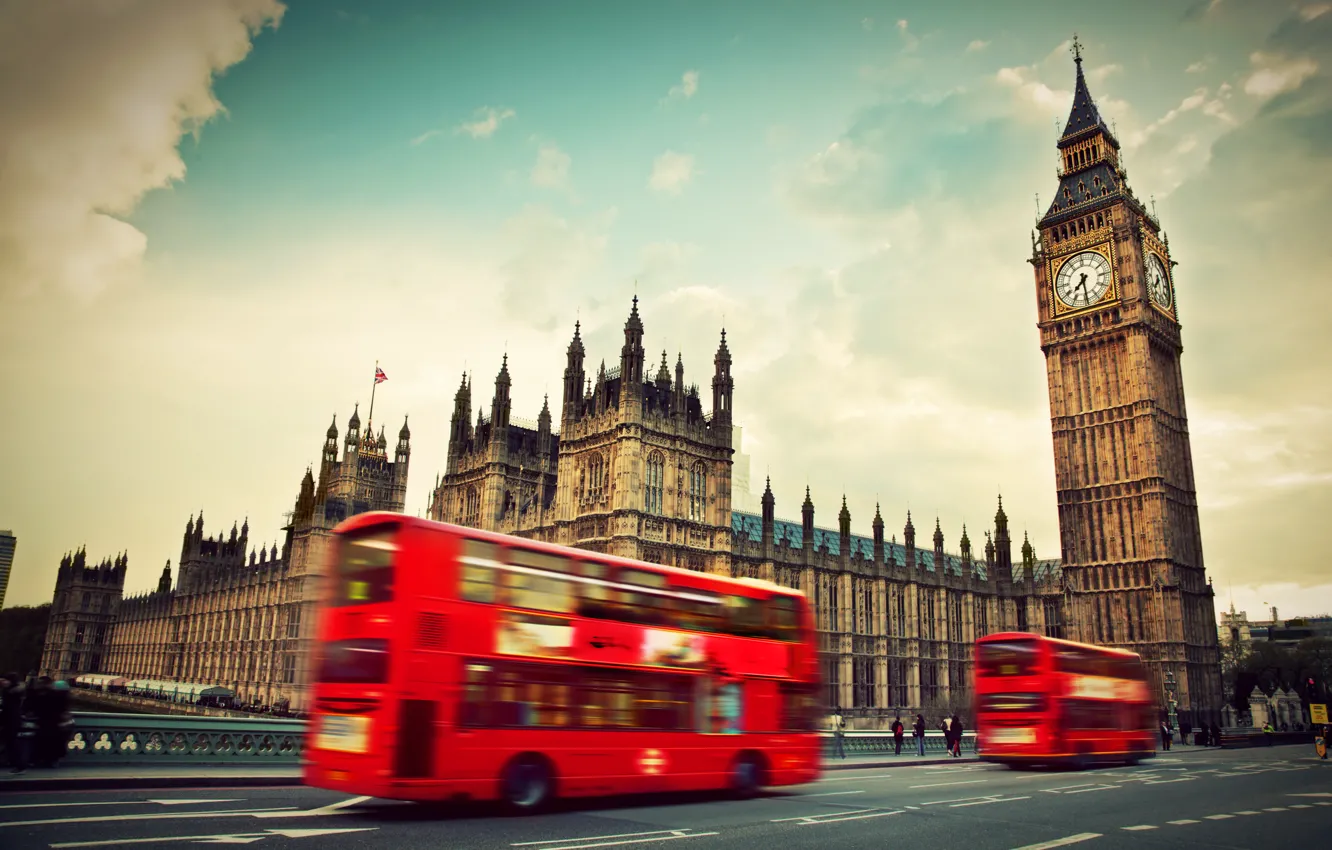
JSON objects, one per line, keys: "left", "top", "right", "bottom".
{"left": 824, "top": 756, "right": 978, "bottom": 771}
{"left": 1, "top": 774, "right": 303, "bottom": 793}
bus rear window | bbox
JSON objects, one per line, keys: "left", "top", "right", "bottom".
{"left": 978, "top": 640, "right": 1042, "bottom": 676}
{"left": 332, "top": 527, "right": 397, "bottom": 607}
{"left": 318, "top": 638, "right": 390, "bottom": 684}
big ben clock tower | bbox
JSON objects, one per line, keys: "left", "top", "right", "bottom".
{"left": 1031, "top": 38, "right": 1222, "bottom": 726}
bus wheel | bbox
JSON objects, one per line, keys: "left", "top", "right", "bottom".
{"left": 729, "top": 753, "right": 764, "bottom": 798}
{"left": 502, "top": 755, "right": 554, "bottom": 813}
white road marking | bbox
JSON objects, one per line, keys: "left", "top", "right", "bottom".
{"left": 1121, "top": 825, "right": 1157, "bottom": 831}
{"left": 1203, "top": 814, "right": 1234, "bottom": 820}
{"left": 1, "top": 808, "right": 298, "bottom": 829}
{"left": 1317, "top": 802, "right": 1332, "bottom": 807}
{"left": 0, "top": 799, "right": 244, "bottom": 811}
{"left": 514, "top": 832, "right": 688, "bottom": 847}
{"left": 1167, "top": 820, "right": 1200, "bottom": 825}
{"left": 253, "top": 796, "right": 372, "bottom": 819}
{"left": 525, "top": 832, "right": 720, "bottom": 850}
{"left": 921, "top": 795, "right": 1001, "bottom": 806}
{"left": 1234, "top": 810, "right": 1261, "bottom": 815}
{"left": 1262, "top": 807, "right": 1288, "bottom": 812}
{"left": 1290, "top": 792, "right": 1332, "bottom": 798}
{"left": 49, "top": 828, "right": 378, "bottom": 848}
{"left": 1289, "top": 804, "right": 1313, "bottom": 809}
{"left": 950, "top": 796, "right": 1032, "bottom": 808}
{"left": 1008, "top": 833, "right": 1102, "bottom": 850}
{"left": 909, "top": 779, "right": 989, "bottom": 789}
{"left": 794, "top": 790, "right": 866, "bottom": 797}
{"left": 1063, "top": 786, "right": 1121, "bottom": 795}
{"left": 772, "top": 809, "right": 903, "bottom": 825}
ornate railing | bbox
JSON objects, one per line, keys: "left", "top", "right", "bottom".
{"left": 823, "top": 731, "right": 975, "bottom": 757}
{"left": 54, "top": 713, "right": 982, "bottom": 766}
{"left": 59, "top": 712, "right": 305, "bottom": 764}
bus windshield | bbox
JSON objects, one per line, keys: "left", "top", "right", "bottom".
{"left": 331, "top": 525, "right": 397, "bottom": 607}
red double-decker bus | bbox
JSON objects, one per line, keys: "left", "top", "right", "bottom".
{"left": 974, "top": 632, "right": 1156, "bottom": 768}
{"left": 303, "top": 512, "right": 822, "bottom": 809}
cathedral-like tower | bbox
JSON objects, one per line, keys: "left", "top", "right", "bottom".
{"left": 1030, "top": 38, "right": 1221, "bottom": 724}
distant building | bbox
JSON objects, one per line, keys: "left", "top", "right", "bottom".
{"left": 0, "top": 530, "right": 14, "bottom": 609}
{"left": 38, "top": 408, "right": 409, "bottom": 710}
{"left": 1221, "top": 604, "right": 1332, "bottom": 655}
{"left": 730, "top": 426, "right": 761, "bottom": 514}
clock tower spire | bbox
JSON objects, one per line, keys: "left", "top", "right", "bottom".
{"left": 1030, "top": 40, "right": 1222, "bottom": 729}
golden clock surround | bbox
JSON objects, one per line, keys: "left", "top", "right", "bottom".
{"left": 1139, "top": 226, "right": 1176, "bottom": 320}
{"left": 1047, "top": 240, "right": 1118, "bottom": 318}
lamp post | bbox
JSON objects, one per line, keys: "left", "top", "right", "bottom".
{"left": 1164, "top": 670, "right": 1178, "bottom": 731}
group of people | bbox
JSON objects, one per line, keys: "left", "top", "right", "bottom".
{"left": 1160, "top": 718, "right": 1224, "bottom": 750}
{"left": 828, "top": 712, "right": 966, "bottom": 758}
{"left": 1, "top": 672, "right": 74, "bottom": 775}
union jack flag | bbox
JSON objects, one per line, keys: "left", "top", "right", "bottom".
{"left": 374, "top": 367, "right": 388, "bottom": 384}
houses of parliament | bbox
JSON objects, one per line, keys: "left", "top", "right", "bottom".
{"left": 38, "top": 46, "right": 1223, "bottom": 726}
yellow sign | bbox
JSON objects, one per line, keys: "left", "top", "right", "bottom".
{"left": 1312, "top": 703, "right": 1328, "bottom": 725}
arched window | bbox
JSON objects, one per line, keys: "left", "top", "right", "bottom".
{"left": 584, "top": 453, "right": 606, "bottom": 504}
{"left": 646, "top": 452, "right": 665, "bottom": 515}
{"left": 464, "top": 486, "right": 480, "bottom": 526}
{"left": 688, "top": 462, "right": 707, "bottom": 522}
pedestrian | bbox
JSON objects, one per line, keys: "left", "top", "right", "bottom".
{"left": 914, "top": 714, "right": 926, "bottom": 756}
{"left": 1159, "top": 719, "right": 1172, "bottom": 751}
{"left": 892, "top": 715, "right": 904, "bottom": 756}
{"left": 1211, "top": 722, "right": 1222, "bottom": 747}
{"left": 1180, "top": 717, "right": 1192, "bottom": 746}
{"left": 950, "top": 715, "right": 964, "bottom": 757}
{"left": 1197, "top": 723, "right": 1209, "bottom": 747}
{"left": 32, "top": 676, "right": 70, "bottom": 768}
{"left": 1262, "top": 722, "right": 1274, "bottom": 746}
{"left": 1, "top": 671, "right": 30, "bottom": 774}
{"left": 830, "top": 710, "right": 846, "bottom": 759}
{"left": 1319, "top": 725, "right": 1329, "bottom": 760}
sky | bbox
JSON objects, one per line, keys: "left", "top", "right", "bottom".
{"left": 0, "top": 0, "right": 1329, "bottom": 623}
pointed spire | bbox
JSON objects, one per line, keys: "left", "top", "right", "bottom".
{"left": 326, "top": 414, "right": 338, "bottom": 439}
{"left": 399, "top": 414, "right": 411, "bottom": 440}
{"left": 348, "top": 402, "right": 360, "bottom": 431}
{"left": 1060, "top": 34, "right": 1115, "bottom": 144}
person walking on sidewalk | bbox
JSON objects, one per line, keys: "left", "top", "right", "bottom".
{"left": 913, "top": 714, "right": 926, "bottom": 756}
{"left": 950, "top": 715, "right": 964, "bottom": 757}
{"left": 1, "top": 672, "right": 30, "bottom": 775}
{"left": 830, "top": 711, "right": 846, "bottom": 759}
{"left": 892, "top": 716, "right": 904, "bottom": 756}
{"left": 1180, "top": 717, "right": 1192, "bottom": 745}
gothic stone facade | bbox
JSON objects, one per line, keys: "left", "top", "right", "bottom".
{"left": 430, "top": 297, "right": 1067, "bottom": 727}
{"left": 1030, "top": 45, "right": 1223, "bottom": 724}
{"left": 429, "top": 296, "right": 736, "bottom": 576}
{"left": 39, "top": 408, "right": 410, "bottom": 712}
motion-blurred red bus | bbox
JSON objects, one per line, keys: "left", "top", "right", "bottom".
{"left": 303, "top": 512, "right": 822, "bottom": 809}
{"left": 974, "top": 632, "right": 1156, "bottom": 768}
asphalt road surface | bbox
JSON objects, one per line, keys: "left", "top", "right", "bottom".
{"left": 1, "top": 747, "right": 1329, "bottom": 849}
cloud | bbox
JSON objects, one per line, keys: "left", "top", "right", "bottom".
{"left": 1182, "top": 0, "right": 1225, "bottom": 22}
{"left": 531, "top": 142, "right": 572, "bottom": 190}
{"left": 648, "top": 151, "right": 696, "bottom": 195}
{"left": 456, "top": 106, "right": 516, "bottom": 139}
{"left": 664, "top": 70, "right": 700, "bottom": 102}
{"left": 497, "top": 205, "right": 616, "bottom": 329}
{"left": 862, "top": 18, "right": 874, "bottom": 32}
{"left": 1300, "top": 3, "right": 1332, "bottom": 21}
{"left": 1186, "top": 60, "right": 1209, "bottom": 73}
{"left": 1243, "top": 51, "right": 1319, "bottom": 98}
{"left": 966, "top": 39, "right": 989, "bottom": 53}
{"left": 410, "top": 129, "right": 442, "bottom": 146}
{"left": 1126, "top": 86, "right": 1236, "bottom": 151}
{"left": 0, "top": 0, "right": 286, "bottom": 302}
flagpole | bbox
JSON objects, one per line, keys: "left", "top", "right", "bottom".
{"left": 369, "top": 359, "right": 378, "bottom": 429}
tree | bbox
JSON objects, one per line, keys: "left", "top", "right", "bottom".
{"left": 0, "top": 605, "right": 51, "bottom": 675}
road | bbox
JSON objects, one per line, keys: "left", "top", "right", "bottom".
{"left": 1, "top": 747, "right": 1329, "bottom": 849}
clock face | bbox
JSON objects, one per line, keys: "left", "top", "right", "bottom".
{"left": 1146, "top": 252, "right": 1172, "bottom": 309}
{"left": 1054, "top": 251, "right": 1113, "bottom": 309}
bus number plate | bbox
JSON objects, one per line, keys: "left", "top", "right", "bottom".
{"left": 317, "top": 714, "right": 370, "bottom": 754}
{"left": 988, "top": 728, "right": 1035, "bottom": 745}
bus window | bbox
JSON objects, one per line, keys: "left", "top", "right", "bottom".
{"left": 726, "top": 595, "right": 765, "bottom": 638}
{"left": 459, "top": 539, "right": 501, "bottom": 604}
{"left": 574, "top": 561, "right": 621, "bottom": 620}
{"left": 619, "top": 567, "right": 673, "bottom": 625}
{"left": 978, "top": 639, "right": 1042, "bottom": 676}
{"left": 582, "top": 675, "right": 635, "bottom": 727}
{"left": 770, "top": 596, "right": 799, "bottom": 640}
{"left": 459, "top": 663, "right": 491, "bottom": 727}
{"left": 636, "top": 676, "right": 692, "bottom": 730}
{"left": 503, "top": 550, "right": 575, "bottom": 613}
{"left": 332, "top": 527, "right": 397, "bottom": 607}
{"left": 779, "top": 683, "right": 819, "bottom": 731}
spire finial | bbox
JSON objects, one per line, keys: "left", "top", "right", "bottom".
{"left": 1070, "top": 33, "right": 1083, "bottom": 64}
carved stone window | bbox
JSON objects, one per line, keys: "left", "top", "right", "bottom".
{"left": 645, "top": 451, "right": 665, "bottom": 515}
{"left": 688, "top": 462, "right": 707, "bottom": 522}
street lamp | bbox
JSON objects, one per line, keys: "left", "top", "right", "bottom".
{"left": 1164, "top": 670, "right": 1178, "bottom": 731}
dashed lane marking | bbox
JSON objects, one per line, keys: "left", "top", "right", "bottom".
{"left": 1122, "top": 825, "right": 1157, "bottom": 831}
{"left": 1262, "top": 807, "right": 1288, "bottom": 812}
{"left": 1203, "top": 814, "right": 1235, "bottom": 820}
{"left": 771, "top": 808, "right": 904, "bottom": 826}
{"left": 794, "top": 790, "right": 866, "bottom": 797}
{"left": 512, "top": 830, "right": 720, "bottom": 850}
{"left": 1167, "top": 820, "right": 1200, "bottom": 825}
{"left": 909, "top": 780, "right": 989, "bottom": 789}
{"left": 950, "top": 796, "right": 1032, "bottom": 808}
{"left": 1008, "top": 833, "right": 1102, "bottom": 850}
{"left": 0, "top": 808, "right": 298, "bottom": 829}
